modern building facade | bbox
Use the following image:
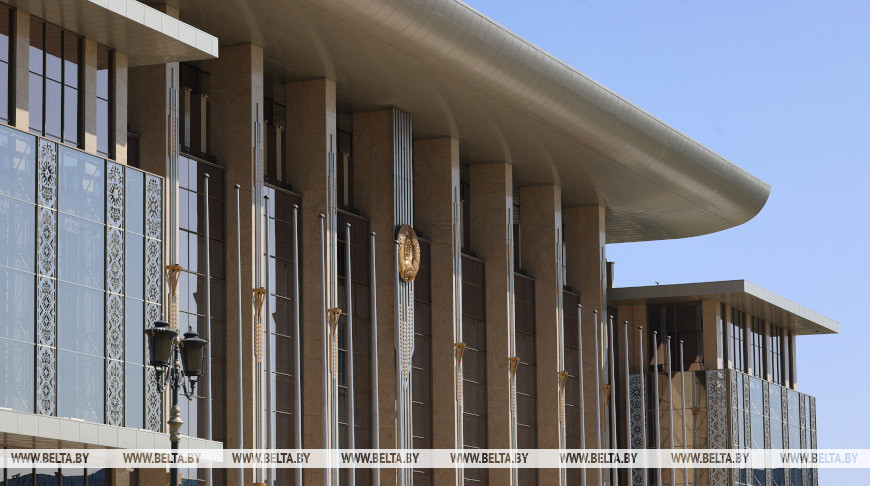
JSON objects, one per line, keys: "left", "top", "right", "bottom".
{"left": 0, "top": 1, "right": 835, "bottom": 486}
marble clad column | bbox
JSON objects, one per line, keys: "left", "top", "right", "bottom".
{"left": 519, "top": 185, "right": 562, "bottom": 486}
{"left": 703, "top": 301, "right": 723, "bottom": 370}
{"left": 353, "top": 108, "right": 414, "bottom": 486}
{"left": 564, "top": 205, "right": 606, "bottom": 486}
{"left": 285, "top": 78, "right": 337, "bottom": 486}
{"left": 12, "top": 10, "right": 29, "bottom": 130}
{"left": 413, "top": 137, "right": 461, "bottom": 485}
{"left": 468, "top": 163, "right": 514, "bottom": 485}
{"left": 205, "top": 43, "right": 264, "bottom": 486}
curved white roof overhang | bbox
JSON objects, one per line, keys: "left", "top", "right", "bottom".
{"left": 176, "top": 0, "right": 771, "bottom": 243}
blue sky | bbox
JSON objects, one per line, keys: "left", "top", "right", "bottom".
{"left": 464, "top": 0, "right": 870, "bottom": 482}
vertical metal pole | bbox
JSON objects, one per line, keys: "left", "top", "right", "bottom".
{"left": 624, "top": 321, "right": 631, "bottom": 486}
{"left": 666, "top": 336, "right": 675, "bottom": 486}
{"left": 320, "top": 215, "right": 330, "bottom": 486}
{"left": 204, "top": 174, "right": 214, "bottom": 486}
{"left": 638, "top": 327, "right": 647, "bottom": 486}
{"left": 577, "top": 305, "right": 586, "bottom": 486}
{"left": 264, "top": 194, "right": 273, "bottom": 486}
{"left": 609, "top": 316, "right": 619, "bottom": 486}
{"left": 370, "top": 232, "right": 381, "bottom": 486}
{"left": 346, "top": 224, "right": 356, "bottom": 486}
{"left": 234, "top": 184, "right": 245, "bottom": 486}
{"left": 592, "top": 310, "right": 603, "bottom": 486}
{"left": 293, "top": 205, "right": 302, "bottom": 486}
{"left": 680, "top": 340, "right": 689, "bottom": 486}
{"left": 652, "top": 331, "right": 662, "bottom": 486}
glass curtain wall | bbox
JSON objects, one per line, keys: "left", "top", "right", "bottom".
{"left": 514, "top": 274, "right": 537, "bottom": 484}
{"left": 412, "top": 240, "right": 433, "bottom": 486}
{"left": 264, "top": 186, "right": 302, "bottom": 486}
{"left": 1, "top": 6, "right": 10, "bottom": 124}
{"left": 28, "top": 19, "right": 80, "bottom": 147}
{"left": 562, "top": 291, "right": 581, "bottom": 486}
{"left": 336, "top": 211, "right": 373, "bottom": 486}
{"left": 177, "top": 154, "right": 227, "bottom": 485}
{"left": 461, "top": 255, "right": 486, "bottom": 485}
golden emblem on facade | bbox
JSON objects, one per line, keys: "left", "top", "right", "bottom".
{"left": 396, "top": 224, "right": 421, "bottom": 283}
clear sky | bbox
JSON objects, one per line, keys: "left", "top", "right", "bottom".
{"left": 463, "top": 0, "right": 870, "bottom": 482}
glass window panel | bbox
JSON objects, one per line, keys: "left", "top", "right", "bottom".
{"left": 58, "top": 147, "right": 104, "bottom": 223}
{"left": 29, "top": 72, "right": 43, "bottom": 133}
{"left": 63, "top": 34, "right": 79, "bottom": 88}
{"left": 44, "top": 79, "right": 62, "bottom": 140}
{"left": 126, "top": 363, "right": 144, "bottom": 429}
{"left": 0, "top": 7, "right": 9, "bottom": 59}
{"left": 60, "top": 468, "right": 85, "bottom": 485}
{"left": 29, "top": 18, "right": 44, "bottom": 73}
{"left": 63, "top": 86, "right": 78, "bottom": 146}
{"left": 97, "top": 46, "right": 110, "bottom": 99}
{"left": 6, "top": 468, "right": 35, "bottom": 486}
{"left": 0, "top": 63, "right": 8, "bottom": 122}
{"left": 58, "top": 214, "right": 104, "bottom": 289}
{"left": 0, "top": 267, "right": 35, "bottom": 341}
{"left": 97, "top": 98, "right": 109, "bottom": 156}
{"left": 126, "top": 234, "right": 144, "bottom": 299}
{"left": 34, "top": 468, "right": 58, "bottom": 486}
{"left": 0, "top": 124, "right": 36, "bottom": 202}
{"left": 0, "top": 338, "right": 35, "bottom": 412}
{"left": 44, "top": 24, "right": 62, "bottom": 81}
{"left": 0, "top": 196, "right": 36, "bottom": 272}
{"left": 125, "top": 168, "right": 144, "bottom": 234}
{"left": 58, "top": 282, "right": 104, "bottom": 356}
{"left": 126, "top": 298, "right": 144, "bottom": 365}
{"left": 58, "top": 350, "right": 104, "bottom": 423}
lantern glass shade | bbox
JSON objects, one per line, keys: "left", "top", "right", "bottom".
{"left": 180, "top": 329, "right": 207, "bottom": 377}
{"left": 146, "top": 321, "right": 177, "bottom": 368}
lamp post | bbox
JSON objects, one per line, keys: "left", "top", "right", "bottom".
{"left": 145, "top": 320, "right": 208, "bottom": 486}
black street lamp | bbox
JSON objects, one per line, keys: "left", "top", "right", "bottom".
{"left": 145, "top": 320, "right": 208, "bottom": 486}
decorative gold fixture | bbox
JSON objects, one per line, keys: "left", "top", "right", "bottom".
{"left": 396, "top": 224, "right": 421, "bottom": 283}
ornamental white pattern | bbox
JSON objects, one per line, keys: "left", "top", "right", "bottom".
{"left": 781, "top": 387, "right": 789, "bottom": 449}
{"left": 106, "top": 359, "right": 124, "bottom": 426}
{"left": 145, "top": 175, "right": 162, "bottom": 240}
{"left": 107, "top": 162, "right": 124, "bottom": 228}
{"left": 107, "top": 227, "right": 124, "bottom": 295}
{"left": 763, "top": 382, "right": 772, "bottom": 486}
{"left": 36, "top": 346, "right": 56, "bottom": 416}
{"left": 145, "top": 239, "right": 161, "bottom": 303}
{"left": 629, "top": 374, "right": 644, "bottom": 486}
{"left": 37, "top": 208, "right": 56, "bottom": 277}
{"left": 106, "top": 293, "right": 124, "bottom": 360}
{"left": 146, "top": 366, "right": 162, "bottom": 432}
{"left": 36, "top": 277, "right": 56, "bottom": 347}
{"left": 706, "top": 370, "right": 728, "bottom": 486}
{"left": 37, "top": 139, "right": 57, "bottom": 208}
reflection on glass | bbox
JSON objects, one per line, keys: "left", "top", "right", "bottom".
{"left": 58, "top": 147, "right": 104, "bottom": 223}
{"left": 60, "top": 468, "right": 85, "bottom": 486}
{"left": 0, "top": 338, "right": 34, "bottom": 412}
{"left": 0, "top": 124, "right": 36, "bottom": 202}
{"left": 0, "top": 196, "right": 36, "bottom": 272}
{"left": 58, "top": 282, "right": 104, "bottom": 356}
{"left": 125, "top": 298, "right": 144, "bottom": 365}
{"left": 59, "top": 214, "right": 104, "bottom": 289}
{"left": 0, "top": 267, "right": 35, "bottom": 341}
{"left": 58, "top": 350, "right": 104, "bottom": 423}
{"left": 5, "top": 468, "right": 34, "bottom": 486}
{"left": 126, "top": 364, "right": 144, "bottom": 429}
{"left": 126, "top": 234, "right": 144, "bottom": 299}
{"left": 126, "top": 168, "right": 144, "bottom": 234}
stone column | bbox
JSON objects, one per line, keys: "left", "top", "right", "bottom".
{"left": 564, "top": 205, "right": 606, "bottom": 486}
{"left": 413, "top": 137, "right": 461, "bottom": 485}
{"left": 12, "top": 10, "right": 28, "bottom": 130}
{"left": 723, "top": 304, "right": 733, "bottom": 369}
{"left": 284, "top": 78, "right": 337, "bottom": 486}
{"left": 353, "top": 108, "right": 414, "bottom": 486}
{"left": 113, "top": 51, "right": 128, "bottom": 164}
{"left": 789, "top": 332, "right": 797, "bottom": 390}
{"left": 702, "top": 301, "right": 723, "bottom": 370}
{"left": 468, "top": 163, "right": 514, "bottom": 485}
{"left": 205, "top": 43, "right": 265, "bottom": 486}
{"left": 519, "top": 185, "right": 562, "bottom": 486}
{"left": 763, "top": 321, "right": 773, "bottom": 382}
